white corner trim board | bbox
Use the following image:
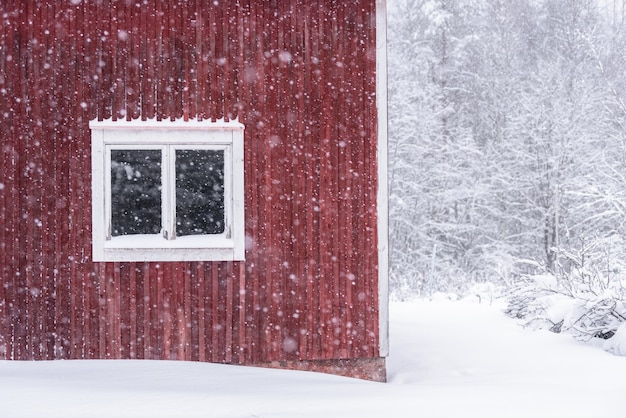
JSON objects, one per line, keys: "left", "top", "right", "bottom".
{"left": 376, "top": 0, "right": 390, "bottom": 359}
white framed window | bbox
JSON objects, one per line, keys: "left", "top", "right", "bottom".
{"left": 89, "top": 118, "right": 245, "bottom": 262}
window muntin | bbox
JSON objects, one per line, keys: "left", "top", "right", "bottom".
{"left": 90, "top": 118, "right": 245, "bottom": 262}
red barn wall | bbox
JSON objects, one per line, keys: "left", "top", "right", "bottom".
{"left": 0, "top": 0, "right": 382, "bottom": 379}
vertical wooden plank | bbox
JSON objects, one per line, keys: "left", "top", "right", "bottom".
{"left": 241, "top": 0, "right": 261, "bottom": 365}
{"left": 23, "top": 0, "right": 33, "bottom": 360}
{"left": 317, "top": 0, "right": 333, "bottom": 359}
{"left": 80, "top": 2, "right": 100, "bottom": 352}
{"left": 165, "top": 0, "right": 176, "bottom": 120}
{"left": 225, "top": 263, "right": 233, "bottom": 363}
{"left": 96, "top": 264, "right": 106, "bottom": 358}
{"left": 210, "top": 263, "right": 219, "bottom": 362}
{"left": 196, "top": 262, "right": 206, "bottom": 362}
{"left": 7, "top": 47, "right": 19, "bottom": 355}
{"left": 67, "top": 1, "right": 77, "bottom": 359}
{"left": 170, "top": 1, "right": 180, "bottom": 120}
{"left": 157, "top": 262, "right": 164, "bottom": 360}
{"left": 127, "top": 263, "right": 137, "bottom": 359}
{"left": 207, "top": 1, "right": 216, "bottom": 119}
{"left": 96, "top": 0, "right": 108, "bottom": 120}
{"left": 119, "top": 263, "right": 131, "bottom": 358}
{"left": 290, "top": 0, "right": 307, "bottom": 361}
{"left": 76, "top": 0, "right": 90, "bottom": 357}
{"left": 181, "top": 263, "right": 191, "bottom": 361}
{"left": 221, "top": 1, "right": 231, "bottom": 120}
{"left": 14, "top": 0, "right": 24, "bottom": 360}
{"left": 130, "top": 0, "right": 140, "bottom": 121}
{"left": 111, "top": 0, "right": 121, "bottom": 120}
{"left": 181, "top": 0, "right": 190, "bottom": 120}
{"left": 133, "top": 263, "right": 145, "bottom": 359}
{"left": 225, "top": 0, "right": 237, "bottom": 120}
{"left": 254, "top": 0, "right": 268, "bottom": 362}
{"left": 275, "top": 0, "right": 287, "bottom": 362}
{"left": 188, "top": 262, "right": 199, "bottom": 361}
{"left": 141, "top": 0, "right": 153, "bottom": 120}
{"left": 349, "top": 0, "right": 363, "bottom": 357}
{"left": 0, "top": 1, "right": 9, "bottom": 359}
{"left": 177, "top": 0, "right": 186, "bottom": 119}
{"left": 151, "top": 263, "right": 161, "bottom": 358}
{"left": 285, "top": 5, "right": 298, "bottom": 348}
{"left": 29, "top": 0, "right": 46, "bottom": 361}
{"left": 353, "top": 0, "right": 369, "bottom": 357}
{"left": 264, "top": 0, "right": 276, "bottom": 362}
{"left": 18, "top": 0, "right": 31, "bottom": 361}
{"left": 103, "top": 264, "right": 113, "bottom": 358}
{"left": 163, "top": 262, "right": 173, "bottom": 360}
{"left": 194, "top": 0, "right": 205, "bottom": 120}
{"left": 74, "top": 0, "right": 89, "bottom": 359}
{"left": 304, "top": 0, "right": 321, "bottom": 361}
{"left": 237, "top": 263, "right": 246, "bottom": 363}
{"left": 43, "top": 1, "right": 58, "bottom": 349}
{"left": 367, "top": 0, "right": 380, "bottom": 357}
{"left": 161, "top": 263, "right": 171, "bottom": 359}
{"left": 174, "top": 263, "right": 185, "bottom": 360}
{"left": 358, "top": 0, "right": 372, "bottom": 357}
{"left": 145, "top": 263, "right": 156, "bottom": 358}
{"left": 84, "top": 265, "right": 96, "bottom": 359}
{"left": 79, "top": 0, "right": 91, "bottom": 359}
{"left": 329, "top": 1, "right": 342, "bottom": 359}
{"left": 85, "top": 0, "right": 101, "bottom": 352}
{"left": 55, "top": 3, "right": 71, "bottom": 359}
{"left": 113, "top": 262, "right": 122, "bottom": 358}
{"left": 4, "top": 1, "right": 21, "bottom": 359}
{"left": 121, "top": 0, "right": 130, "bottom": 121}
{"left": 154, "top": 0, "right": 164, "bottom": 120}
{"left": 165, "top": 0, "right": 175, "bottom": 120}
{"left": 334, "top": 1, "right": 350, "bottom": 358}
{"left": 263, "top": 0, "right": 279, "bottom": 362}
{"left": 358, "top": 2, "right": 378, "bottom": 353}
{"left": 203, "top": 261, "right": 213, "bottom": 361}
{"left": 9, "top": 0, "right": 21, "bottom": 361}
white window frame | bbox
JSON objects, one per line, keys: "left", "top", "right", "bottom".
{"left": 90, "top": 118, "right": 245, "bottom": 262}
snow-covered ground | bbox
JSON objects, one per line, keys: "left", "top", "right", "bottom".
{"left": 2, "top": 299, "right": 626, "bottom": 418}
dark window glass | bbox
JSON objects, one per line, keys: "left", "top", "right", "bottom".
{"left": 110, "top": 150, "right": 162, "bottom": 236}
{"left": 176, "top": 149, "right": 225, "bottom": 236}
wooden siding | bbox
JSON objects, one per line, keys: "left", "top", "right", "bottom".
{"left": 0, "top": 0, "right": 380, "bottom": 366}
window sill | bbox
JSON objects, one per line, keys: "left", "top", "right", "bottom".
{"left": 93, "top": 234, "right": 242, "bottom": 262}
{"left": 94, "top": 246, "right": 243, "bottom": 262}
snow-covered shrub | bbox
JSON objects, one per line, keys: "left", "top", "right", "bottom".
{"left": 506, "top": 236, "right": 626, "bottom": 345}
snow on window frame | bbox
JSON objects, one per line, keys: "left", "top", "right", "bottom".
{"left": 90, "top": 118, "right": 245, "bottom": 262}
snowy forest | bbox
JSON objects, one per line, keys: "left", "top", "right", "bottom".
{"left": 387, "top": 0, "right": 626, "bottom": 339}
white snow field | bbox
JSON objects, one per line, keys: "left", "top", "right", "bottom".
{"left": 2, "top": 299, "right": 626, "bottom": 418}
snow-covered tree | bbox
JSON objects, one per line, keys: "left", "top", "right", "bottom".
{"left": 388, "top": 0, "right": 626, "bottom": 300}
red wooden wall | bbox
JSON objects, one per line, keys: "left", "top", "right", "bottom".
{"left": 0, "top": 0, "right": 380, "bottom": 369}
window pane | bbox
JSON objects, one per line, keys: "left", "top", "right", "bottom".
{"left": 110, "top": 150, "right": 162, "bottom": 236}
{"left": 176, "top": 149, "right": 225, "bottom": 236}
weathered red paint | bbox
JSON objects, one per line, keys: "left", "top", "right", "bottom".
{"left": 0, "top": 0, "right": 382, "bottom": 379}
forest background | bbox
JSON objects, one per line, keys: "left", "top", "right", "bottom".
{"left": 387, "top": 0, "right": 626, "bottom": 340}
